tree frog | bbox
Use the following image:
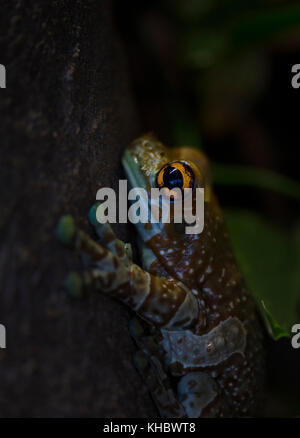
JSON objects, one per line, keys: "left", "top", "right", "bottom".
{"left": 57, "top": 134, "right": 265, "bottom": 418}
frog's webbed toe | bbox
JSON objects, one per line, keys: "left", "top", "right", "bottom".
{"left": 133, "top": 350, "right": 186, "bottom": 418}
{"left": 89, "top": 203, "right": 132, "bottom": 266}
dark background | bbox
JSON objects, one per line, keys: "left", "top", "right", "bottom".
{"left": 0, "top": 0, "right": 299, "bottom": 417}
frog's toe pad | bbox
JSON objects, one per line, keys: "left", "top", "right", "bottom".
{"left": 57, "top": 215, "right": 75, "bottom": 246}
{"left": 65, "top": 272, "right": 84, "bottom": 299}
{"left": 88, "top": 203, "right": 101, "bottom": 227}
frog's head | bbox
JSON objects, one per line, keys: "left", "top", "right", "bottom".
{"left": 123, "top": 133, "right": 211, "bottom": 185}
{"left": 122, "top": 133, "right": 212, "bottom": 235}
{"left": 122, "top": 134, "right": 221, "bottom": 286}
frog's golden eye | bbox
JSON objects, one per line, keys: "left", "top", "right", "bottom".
{"left": 156, "top": 161, "right": 195, "bottom": 191}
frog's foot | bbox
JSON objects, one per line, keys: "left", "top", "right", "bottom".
{"left": 129, "top": 316, "right": 185, "bottom": 418}
{"left": 57, "top": 214, "right": 132, "bottom": 298}
{"left": 57, "top": 214, "right": 199, "bottom": 329}
{"left": 177, "top": 371, "right": 229, "bottom": 418}
{"left": 129, "top": 318, "right": 229, "bottom": 419}
{"left": 133, "top": 350, "right": 186, "bottom": 418}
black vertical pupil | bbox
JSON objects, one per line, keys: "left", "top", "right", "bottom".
{"left": 163, "top": 166, "right": 183, "bottom": 189}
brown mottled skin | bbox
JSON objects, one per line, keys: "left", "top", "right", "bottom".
{"left": 147, "top": 202, "right": 265, "bottom": 416}
{"left": 126, "top": 136, "right": 265, "bottom": 417}
{"left": 59, "top": 134, "right": 265, "bottom": 418}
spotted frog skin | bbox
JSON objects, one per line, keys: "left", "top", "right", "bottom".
{"left": 58, "top": 134, "right": 265, "bottom": 418}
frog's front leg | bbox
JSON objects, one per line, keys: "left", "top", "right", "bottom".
{"left": 57, "top": 209, "right": 200, "bottom": 330}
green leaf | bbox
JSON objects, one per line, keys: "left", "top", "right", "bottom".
{"left": 180, "top": 30, "right": 228, "bottom": 69}
{"left": 225, "top": 209, "right": 300, "bottom": 340}
{"left": 212, "top": 163, "right": 300, "bottom": 203}
{"left": 230, "top": 5, "right": 300, "bottom": 51}
{"left": 178, "top": 4, "right": 300, "bottom": 69}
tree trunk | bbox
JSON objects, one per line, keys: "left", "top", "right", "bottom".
{"left": 0, "top": 0, "right": 157, "bottom": 417}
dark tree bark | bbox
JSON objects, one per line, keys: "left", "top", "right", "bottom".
{"left": 0, "top": 0, "right": 157, "bottom": 417}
